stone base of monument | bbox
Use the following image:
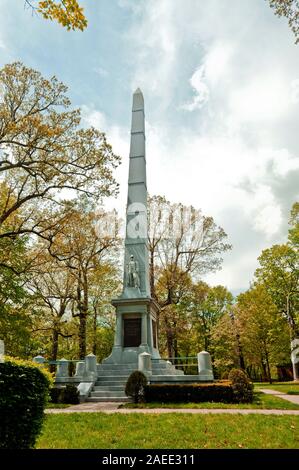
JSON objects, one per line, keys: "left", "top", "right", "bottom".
{"left": 86, "top": 351, "right": 214, "bottom": 402}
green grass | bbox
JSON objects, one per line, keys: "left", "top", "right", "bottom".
{"left": 36, "top": 413, "right": 299, "bottom": 448}
{"left": 120, "top": 392, "right": 299, "bottom": 410}
{"left": 46, "top": 403, "right": 72, "bottom": 409}
{"left": 255, "top": 382, "right": 299, "bottom": 394}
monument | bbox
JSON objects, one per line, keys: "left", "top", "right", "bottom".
{"left": 85, "top": 89, "right": 213, "bottom": 401}
{"left": 103, "top": 88, "right": 160, "bottom": 365}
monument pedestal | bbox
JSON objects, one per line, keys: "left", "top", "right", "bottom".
{"left": 103, "top": 295, "right": 161, "bottom": 365}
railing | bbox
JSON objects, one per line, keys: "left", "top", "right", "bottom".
{"left": 33, "top": 354, "right": 97, "bottom": 382}
{"left": 152, "top": 356, "right": 198, "bottom": 375}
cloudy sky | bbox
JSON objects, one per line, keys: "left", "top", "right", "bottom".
{"left": 0, "top": 0, "right": 298, "bottom": 294}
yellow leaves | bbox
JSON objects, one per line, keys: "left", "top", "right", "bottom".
{"left": 37, "top": 0, "right": 88, "bottom": 31}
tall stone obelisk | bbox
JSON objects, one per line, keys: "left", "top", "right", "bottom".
{"left": 103, "top": 88, "right": 160, "bottom": 365}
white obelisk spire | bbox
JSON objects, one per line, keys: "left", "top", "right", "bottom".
{"left": 122, "top": 88, "right": 150, "bottom": 298}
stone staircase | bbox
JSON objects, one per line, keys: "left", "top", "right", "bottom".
{"left": 85, "top": 359, "right": 184, "bottom": 403}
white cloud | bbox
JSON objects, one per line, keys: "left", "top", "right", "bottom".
{"left": 81, "top": 105, "right": 107, "bottom": 130}
{"left": 94, "top": 0, "right": 299, "bottom": 292}
{"left": 94, "top": 66, "right": 108, "bottom": 77}
{"left": 230, "top": 74, "right": 290, "bottom": 123}
{"left": 181, "top": 65, "right": 210, "bottom": 111}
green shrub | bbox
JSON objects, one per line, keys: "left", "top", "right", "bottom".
{"left": 125, "top": 371, "right": 148, "bottom": 403}
{"left": 0, "top": 358, "right": 51, "bottom": 449}
{"left": 50, "top": 384, "right": 79, "bottom": 404}
{"left": 64, "top": 384, "right": 79, "bottom": 404}
{"left": 49, "top": 387, "right": 64, "bottom": 403}
{"left": 228, "top": 368, "right": 253, "bottom": 403}
{"left": 144, "top": 382, "right": 234, "bottom": 403}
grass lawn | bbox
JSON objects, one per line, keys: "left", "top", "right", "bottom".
{"left": 255, "top": 382, "right": 299, "bottom": 395}
{"left": 46, "top": 403, "right": 72, "bottom": 409}
{"left": 120, "top": 391, "right": 299, "bottom": 410}
{"left": 37, "top": 413, "right": 299, "bottom": 449}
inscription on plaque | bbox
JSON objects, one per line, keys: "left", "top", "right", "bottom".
{"left": 124, "top": 318, "right": 141, "bottom": 347}
{"left": 152, "top": 320, "right": 157, "bottom": 348}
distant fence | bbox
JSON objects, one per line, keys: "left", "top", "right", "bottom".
{"left": 152, "top": 356, "right": 198, "bottom": 375}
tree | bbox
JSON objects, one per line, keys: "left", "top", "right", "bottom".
{"left": 0, "top": 182, "right": 35, "bottom": 357}
{"left": 268, "top": 1, "right": 299, "bottom": 44}
{"left": 288, "top": 202, "right": 299, "bottom": 248}
{"left": 148, "top": 195, "right": 231, "bottom": 355}
{"left": 0, "top": 62, "right": 120, "bottom": 260}
{"left": 148, "top": 195, "right": 231, "bottom": 306}
{"left": 255, "top": 244, "right": 299, "bottom": 338}
{"left": 236, "top": 284, "right": 290, "bottom": 383}
{"left": 26, "top": 249, "right": 75, "bottom": 362}
{"left": 88, "top": 262, "right": 120, "bottom": 357}
{"left": 25, "top": 0, "right": 87, "bottom": 30}
{"left": 181, "top": 282, "right": 233, "bottom": 352}
{"left": 48, "top": 204, "right": 120, "bottom": 358}
{"left": 211, "top": 311, "right": 241, "bottom": 376}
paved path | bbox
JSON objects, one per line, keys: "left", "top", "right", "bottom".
{"left": 45, "top": 402, "right": 299, "bottom": 415}
{"left": 259, "top": 388, "right": 299, "bottom": 405}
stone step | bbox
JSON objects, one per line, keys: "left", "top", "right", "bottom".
{"left": 95, "top": 370, "right": 134, "bottom": 376}
{"left": 150, "top": 374, "right": 204, "bottom": 382}
{"left": 85, "top": 397, "right": 130, "bottom": 403}
{"left": 98, "top": 364, "right": 137, "bottom": 371}
{"left": 93, "top": 385, "right": 124, "bottom": 391}
{"left": 95, "top": 380, "right": 127, "bottom": 387}
{"left": 96, "top": 375, "right": 131, "bottom": 381}
{"left": 90, "top": 390, "right": 127, "bottom": 398}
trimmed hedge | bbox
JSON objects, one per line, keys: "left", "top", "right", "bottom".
{"left": 125, "top": 371, "right": 147, "bottom": 403}
{"left": 144, "top": 382, "right": 234, "bottom": 403}
{"left": 228, "top": 368, "right": 253, "bottom": 403}
{"left": 0, "top": 358, "right": 51, "bottom": 449}
{"left": 50, "top": 384, "right": 79, "bottom": 404}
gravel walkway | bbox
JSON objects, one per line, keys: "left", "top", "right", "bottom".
{"left": 259, "top": 388, "right": 299, "bottom": 405}
{"left": 45, "top": 402, "right": 299, "bottom": 415}
{"left": 45, "top": 388, "right": 299, "bottom": 415}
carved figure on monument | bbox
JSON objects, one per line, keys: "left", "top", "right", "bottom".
{"left": 127, "top": 254, "right": 140, "bottom": 288}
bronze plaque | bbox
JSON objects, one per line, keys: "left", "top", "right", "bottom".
{"left": 124, "top": 318, "right": 141, "bottom": 347}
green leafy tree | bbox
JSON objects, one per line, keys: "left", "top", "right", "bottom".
{"left": 236, "top": 284, "right": 290, "bottom": 382}
{"left": 255, "top": 244, "right": 299, "bottom": 338}
{"left": 288, "top": 202, "right": 299, "bottom": 248}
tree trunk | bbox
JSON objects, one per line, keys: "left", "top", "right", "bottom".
{"left": 50, "top": 328, "right": 59, "bottom": 373}
{"left": 77, "top": 271, "right": 88, "bottom": 359}
{"left": 229, "top": 310, "right": 245, "bottom": 370}
{"left": 261, "top": 360, "right": 268, "bottom": 382}
{"left": 264, "top": 347, "right": 272, "bottom": 384}
{"left": 51, "top": 329, "right": 59, "bottom": 361}
{"left": 166, "top": 330, "right": 174, "bottom": 360}
{"left": 92, "top": 305, "right": 97, "bottom": 356}
{"left": 78, "top": 313, "right": 87, "bottom": 359}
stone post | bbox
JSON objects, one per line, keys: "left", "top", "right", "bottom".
{"left": 138, "top": 352, "right": 152, "bottom": 375}
{"left": 83, "top": 353, "right": 97, "bottom": 380}
{"left": 56, "top": 358, "right": 69, "bottom": 378}
{"left": 74, "top": 361, "right": 85, "bottom": 378}
{"left": 33, "top": 355, "right": 46, "bottom": 364}
{"left": 197, "top": 351, "right": 214, "bottom": 381}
